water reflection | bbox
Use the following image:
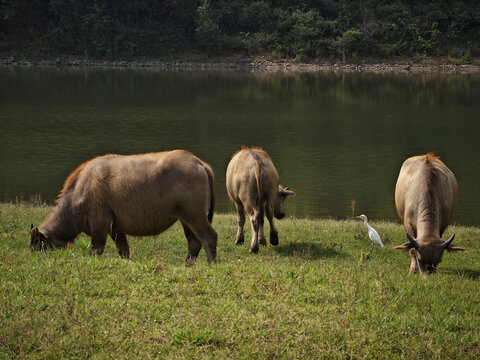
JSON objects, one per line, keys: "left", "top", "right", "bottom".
{"left": 1, "top": 67, "right": 479, "bottom": 225}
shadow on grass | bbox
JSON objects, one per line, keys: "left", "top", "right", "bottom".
{"left": 443, "top": 268, "right": 480, "bottom": 280}
{"left": 272, "top": 241, "right": 343, "bottom": 260}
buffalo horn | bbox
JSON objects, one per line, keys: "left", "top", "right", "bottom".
{"left": 441, "top": 234, "right": 455, "bottom": 249}
{"left": 406, "top": 233, "right": 420, "bottom": 249}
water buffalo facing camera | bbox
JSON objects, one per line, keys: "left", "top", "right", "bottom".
{"left": 394, "top": 153, "right": 464, "bottom": 274}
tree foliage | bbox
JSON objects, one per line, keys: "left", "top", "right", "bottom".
{"left": 1, "top": 0, "right": 479, "bottom": 61}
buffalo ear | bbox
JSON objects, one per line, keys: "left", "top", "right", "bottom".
{"left": 445, "top": 245, "right": 465, "bottom": 252}
{"left": 280, "top": 188, "right": 296, "bottom": 197}
{"left": 394, "top": 233, "right": 420, "bottom": 250}
{"left": 441, "top": 234, "right": 464, "bottom": 252}
{"left": 393, "top": 242, "right": 414, "bottom": 251}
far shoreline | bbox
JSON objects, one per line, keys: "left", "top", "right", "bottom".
{"left": 2, "top": 55, "right": 480, "bottom": 74}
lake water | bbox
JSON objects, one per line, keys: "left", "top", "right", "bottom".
{"left": 1, "top": 67, "right": 479, "bottom": 225}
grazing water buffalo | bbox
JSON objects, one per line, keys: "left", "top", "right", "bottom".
{"left": 394, "top": 153, "right": 464, "bottom": 274}
{"left": 226, "top": 146, "right": 295, "bottom": 253}
{"left": 30, "top": 150, "right": 218, "bottom": 265}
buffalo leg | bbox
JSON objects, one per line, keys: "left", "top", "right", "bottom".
{"left": 409, "top": 251, "right": 419, "bottom": 274}
{"left": 181, "top": 222, "right": 203, "bottom": 266}
{"left": 183, "top": 218, "right": 218, "bottom": 264}
{"left": 258, "top": 207, "right": 266, "bottom": 246}
{"left": 110, "top": 232, "right": 130, "bottom": 258}
{"left": 266, "top": 205, "right": 279, "bottom": 246}
{"left": 246, "top": 206, "right": 262, "bottom": 254}
{"left": 234, "top": 201, "right": 245, "bottom": 245}
{"left": 90, "top": 234, "right": 107, "bottom": 256}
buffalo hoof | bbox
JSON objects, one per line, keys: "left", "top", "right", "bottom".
{"left": 270, "top": 233, "right": 279, "bottom": 246}
{"left": 90, "top": 248, "right": 105, "bottom": 256}
{"left": 185, "top": 256, "right": 197, "bottom": 267}
{"left": 259, "top": 237, "right": 267, "bottom": 246}
{"left": 118, "top": 249, "right": 130, "bottom": 259}
{"left": 249, "top": 247, "right": 259, "bottom": 254}
{"left": 235, "top": 233, "right": 245, "bottom": 245}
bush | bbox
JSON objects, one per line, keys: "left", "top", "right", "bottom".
{"left": 194, "top": 0, "right": 225, "bottom": 55}
{"left": 1, "top": 0, "right": 479, "bottom": 61}
{"left": 336, "top": 29, "right": 369, "bottom": 62}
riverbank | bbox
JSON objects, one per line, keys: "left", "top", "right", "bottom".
{"left": 2, "top": 55, "right": 480, "bottom": 74}
{"left": 1, "top": 202, "right": 479, "bottom": 359}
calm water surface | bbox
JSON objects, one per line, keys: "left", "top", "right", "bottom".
{"left": 1, "top": 67, "right": 479, "bottom": 225}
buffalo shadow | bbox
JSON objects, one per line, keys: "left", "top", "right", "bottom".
{"left": 442, "top": 268, "right": 480, "bottom": 280}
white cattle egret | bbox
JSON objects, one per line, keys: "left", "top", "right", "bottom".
{"left": 355, "top": 214, "right": 384, "bottom": 248}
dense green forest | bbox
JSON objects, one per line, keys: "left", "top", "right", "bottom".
{"left": 1, "top": 0, "right": 479, "bottom": 62}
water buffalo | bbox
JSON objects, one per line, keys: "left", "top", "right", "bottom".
{"left": 394, "top": 153, "right": 464, "bottom": 274}
{"left": 30, "top": 150, "right": 218, "bottom": 265}
{"left": 226, "top": 146, "right": 295, "bottom": 253}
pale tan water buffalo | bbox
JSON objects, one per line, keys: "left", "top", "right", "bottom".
{"left": 394, "top": 153, "right": 464, "bottom": 274}
{"left": 226, "top": 146, "right": 295, "bottom": 253}
{"left": 30, "top": 150, "right": 217, "bottom": 265}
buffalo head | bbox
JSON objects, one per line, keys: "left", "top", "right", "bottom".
{"left": 274, "top": 185, "right": 296, "bottom": 219}
{"left": 29, "top": 224, "right": 52, "bottom": 251}
{"left": 394, "top": 233, "right": 465, "bottom": 274}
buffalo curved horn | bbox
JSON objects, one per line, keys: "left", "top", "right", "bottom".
{"left": 406, "top": 233, "right": 420, "bottom": 249}
{"left": 441, "top": 234, "right": 455, "bottom": 249}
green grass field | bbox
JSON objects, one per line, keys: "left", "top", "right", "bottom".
{"left": 1, "top": 202, "right": 479, "bottom": 359}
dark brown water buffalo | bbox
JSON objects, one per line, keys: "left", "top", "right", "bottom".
{"left": 394, "top": 153, "right": 464, "bottom": 274}
{"left": 30, "top": 150, "right": 217, "bottom": 265}
{"left": 226, "top": 146, "right": 295, "bottom": 253}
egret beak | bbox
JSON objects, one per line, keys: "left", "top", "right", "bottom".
{"left": 354, "top": 216, "right": 361, "bottom": 219}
